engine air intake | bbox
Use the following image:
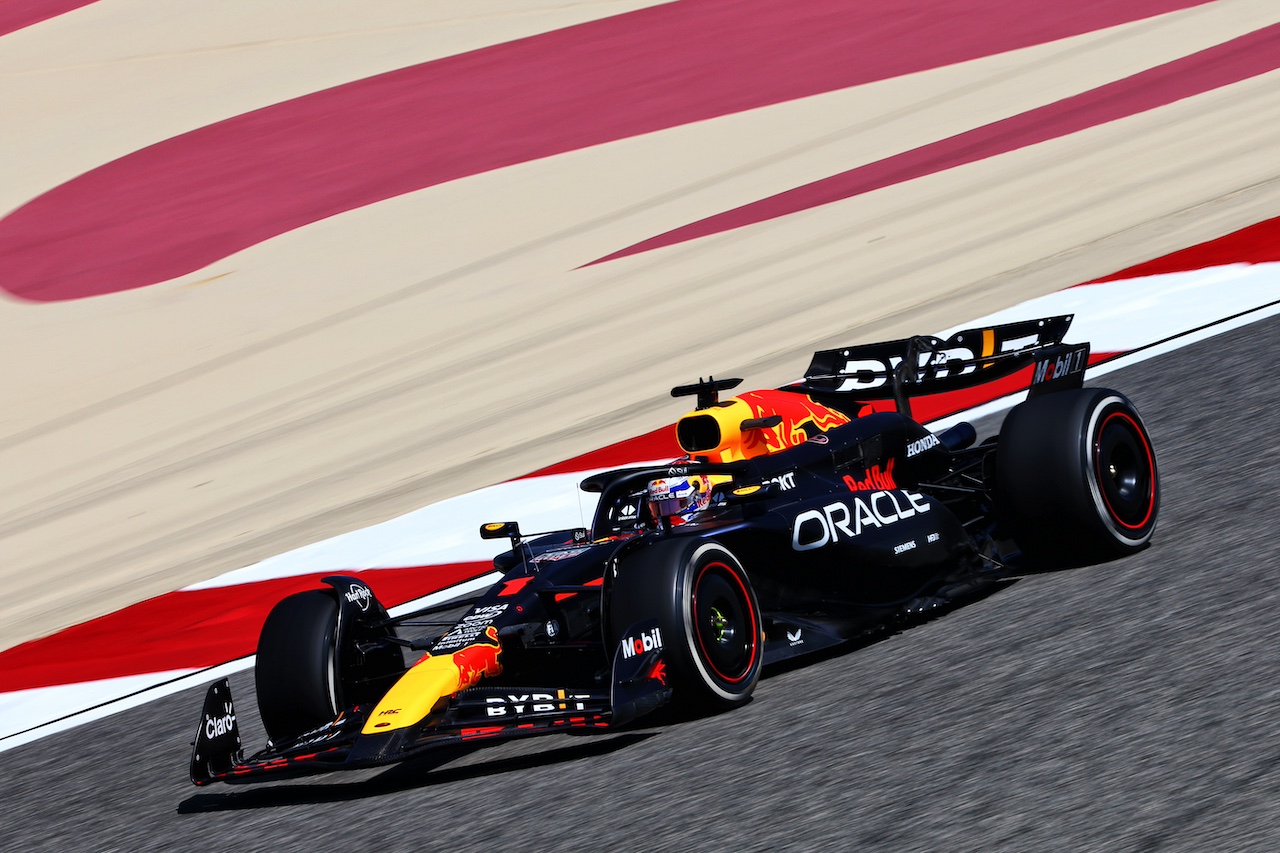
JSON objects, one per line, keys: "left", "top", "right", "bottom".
{"left": 677, "top": 414, "right": 722, "bottom": 453}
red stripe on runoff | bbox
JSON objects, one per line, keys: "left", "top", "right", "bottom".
{"left": 591, "top": 22, "right": 1280, "bottom": 265}
{"left": 0, "top": 0, "right": 97, "bottom": 38}
{"left": 1088, "top": 215, "right": 1280, "bottom": 283}
{"left": 0, "top": 0, "right": 1210, "bottom": 300}
{"left": 0, "top": 561, "right": 493, "bottom": 693}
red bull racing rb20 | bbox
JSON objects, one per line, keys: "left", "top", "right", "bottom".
{"left": 190, "top": 315, "right": 1159, "bottom": 785}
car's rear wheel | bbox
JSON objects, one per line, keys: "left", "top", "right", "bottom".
{"left": 996, "top": 388, "right": 1158, "bottom": 567}
{"left": 255, "top": 591, "right": 340, "bottom": 745}
{"left": 610, "top": 539, "right": 763, "bottom": 711}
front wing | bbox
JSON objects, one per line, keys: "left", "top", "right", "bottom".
{"left": 190, "top": 626, "right": 670, "bottom": 785}
{"left": 192, "top": 680, "right": 625, "bottom": 784}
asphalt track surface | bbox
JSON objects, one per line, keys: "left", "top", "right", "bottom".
{"left": 6, "top": 317, "right": 1279, "bottom": 851}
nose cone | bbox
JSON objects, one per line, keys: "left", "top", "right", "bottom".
{"left": 361, "top": 626, "right": 503, "bottom": 735}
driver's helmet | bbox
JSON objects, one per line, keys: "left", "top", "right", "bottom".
{"left": 647, "top": 475, "right": 711, "bottom": 523}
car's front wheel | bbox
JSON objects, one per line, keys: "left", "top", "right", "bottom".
{"left": 610, "top": 539, "right": 763, "bottom": 711}
{"left": 255, "top": 590, "right": 341, "bottom": 745}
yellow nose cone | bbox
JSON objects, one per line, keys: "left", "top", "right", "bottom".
{"left": 361, "top": 625, "right": 503, "bottom": 735}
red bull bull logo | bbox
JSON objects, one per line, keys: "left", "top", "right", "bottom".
{"left": 362, "top": 625, "right": 504, "bottom": 735}
{"left": 738, "top": 390, "right": 850, "bottom": 457}
{"left": 452, "top": 625, "right": 503, "bottom": 688}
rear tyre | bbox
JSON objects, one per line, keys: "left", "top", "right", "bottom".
{"left": 996, "top": 388, "right": 1158, "bottom": 568}
{"left": 610, "top": 539, "right": 763, "bottom": 711}
{"left": 255, "top": 591, "right": 340, "bottom": 744}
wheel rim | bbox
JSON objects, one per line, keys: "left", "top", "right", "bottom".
{"left": 691, "top": 562, "right": 758, "bottom": 685}
{"left": 1094, "top": 410, "right": 1156, "bottom": 531}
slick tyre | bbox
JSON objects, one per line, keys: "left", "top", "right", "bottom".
{"left": 255, "top": 590, "right": 340, "bottom": 744}
{"left": 996, "top": 388, "right": 1158, "bottom": 568}
{"left": 610, "top": 539, "right": 763, "bottom": 712}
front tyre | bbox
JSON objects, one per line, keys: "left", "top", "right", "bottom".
{"left": 255, "top": 590, "right": 340, "bottom": 745}
{"left": 610, "top": 539, "right": 763, "bottom": 711}
{"left": 996, "top": 388, "right": 1158, "bottom": 567}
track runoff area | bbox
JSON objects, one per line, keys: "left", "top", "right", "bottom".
{"left": 3, "top": 217, "right": 1280, "bottom": 752}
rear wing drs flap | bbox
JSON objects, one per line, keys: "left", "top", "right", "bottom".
{"left": 794, "top": 315, "right": 1088, "bottom": 417}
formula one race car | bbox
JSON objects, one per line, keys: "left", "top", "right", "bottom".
{"left": 190, "top": 314, "right": 1158, "bottom": 785}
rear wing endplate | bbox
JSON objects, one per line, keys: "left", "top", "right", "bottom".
{"left": 794, "top": 315, "right": 1088, "bottom": 417}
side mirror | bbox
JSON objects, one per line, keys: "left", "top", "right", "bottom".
{"left": 480, "top": 521, "right": 521, "bottom": 543}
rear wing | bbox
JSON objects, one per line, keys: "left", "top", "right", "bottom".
{"left": 794, "top": 315, "right": 1088, "bottom": 417}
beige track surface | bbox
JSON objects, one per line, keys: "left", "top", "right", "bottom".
{"left": 2, "top": 0, "right": 1279, "bottom": 651}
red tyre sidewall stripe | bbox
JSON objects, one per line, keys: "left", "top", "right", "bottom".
{"left": 691, "top": 559, "right": 759, "bottom": 685}
{"left": 1094, "top": 410, "right": 1157, "bottom": 531}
